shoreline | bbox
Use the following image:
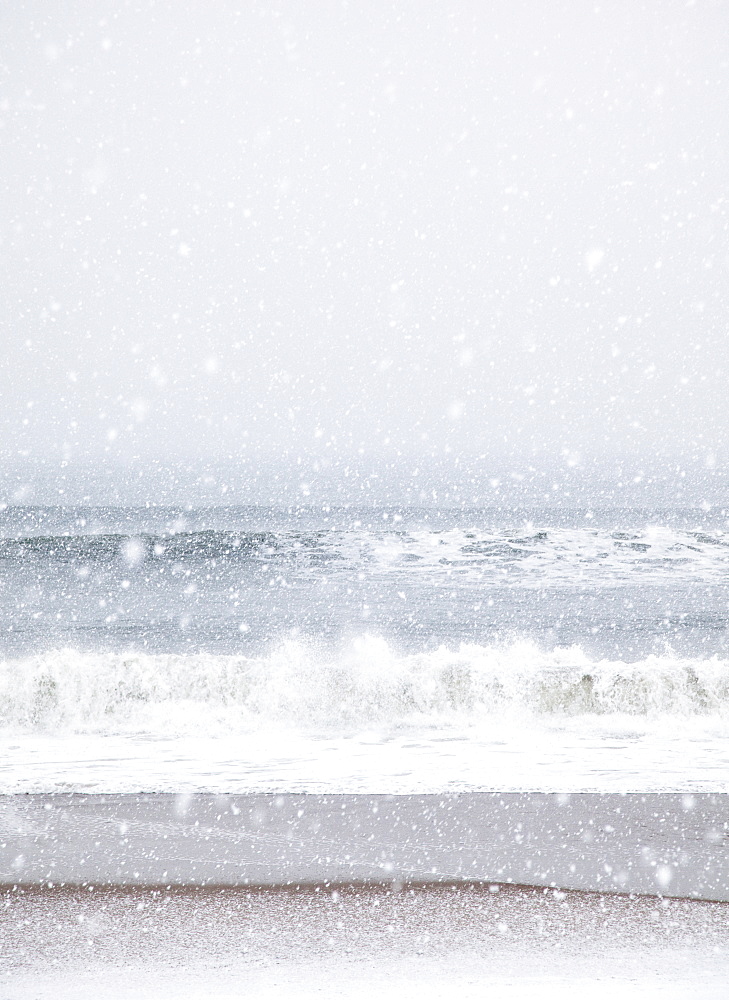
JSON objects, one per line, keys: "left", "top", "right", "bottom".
{"left": 3, "top": 791, "right": 727, "bottom": 901}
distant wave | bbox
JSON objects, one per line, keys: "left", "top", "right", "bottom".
{"left": 0, "top": 530, "right": 279, "bottom": 561}
{"left": 2, "top": 638, "right": 729, "bottom": 736}
{"left": 1, "top": 526, "right": 728, "bottom": 586}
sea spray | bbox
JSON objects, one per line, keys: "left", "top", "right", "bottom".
{"left": 2, "top": 638, "right": 729, "bottom": 736}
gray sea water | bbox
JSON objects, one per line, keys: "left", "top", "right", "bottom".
{"left": 2, "top": 504, "right": 729, "bottom": 793}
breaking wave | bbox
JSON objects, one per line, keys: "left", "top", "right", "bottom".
{"left": 2, "top": 638, "right": 729, "bottom": 736}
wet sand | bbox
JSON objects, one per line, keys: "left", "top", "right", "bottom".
{"left": 2, "top": 792, "right": 728, "bottom": 900}
{"left": 2, "top": 883, "right": 728, "bottom": 999}
{"left": 5, "top": 792, "right": 729, "bottom": 997}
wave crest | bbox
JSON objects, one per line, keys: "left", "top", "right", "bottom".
{"left": 2, "top": 639, "right": 729, "bottom": 735}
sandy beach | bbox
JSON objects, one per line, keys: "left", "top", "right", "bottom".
{"left": 3, "top": 882, "right": 729, "bottom": 999}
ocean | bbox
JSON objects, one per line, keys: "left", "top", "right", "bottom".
{"left": 2, "top": 503, "right": 729, "bottom": 794}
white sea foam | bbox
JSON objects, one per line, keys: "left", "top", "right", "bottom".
{"left": 2, "top": 638, "right": 729, "bottom": 737}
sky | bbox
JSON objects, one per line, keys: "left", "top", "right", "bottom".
{"left": 1, "top": 1, "right": 728, "bottom": 503}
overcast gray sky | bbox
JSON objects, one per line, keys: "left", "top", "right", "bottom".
{"left": 1, "top": 1, "right": 728, "bottom": 502}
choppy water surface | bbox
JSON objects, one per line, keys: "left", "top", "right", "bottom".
{"left": 1, "top": 504, "right": 728, "bottom": 791}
